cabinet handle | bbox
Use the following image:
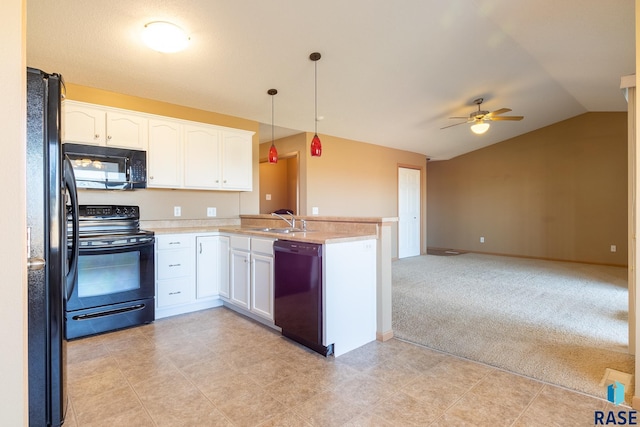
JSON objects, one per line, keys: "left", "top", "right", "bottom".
{"left": 168, "top": 263, "right": 181, "bottom": 267}
{"left": 94, "top": 134, "right": 100, "bottom": 139}
{"left": 169, "top": 291, "right": 182, "bottom": 295}
{"left": 199, "top": 243, "right": 202, "bottom": 254}
{"left": 223, "top": 180, "right": 227, "bottom": 183}
{"left": 149, "top": 176, "right": 154, "bottom": 180}
{"left": 107, "top": 135, "right": 112, "bottom": 140}
{"left": 168, "top": 242, "right": 180, "bottom": 245}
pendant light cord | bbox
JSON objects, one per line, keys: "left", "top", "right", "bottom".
{"left": 271, "top": 94, "right": 275, "bottom": 143}
{"left": 314, "top": 59, "right": 318, "bottom": 135}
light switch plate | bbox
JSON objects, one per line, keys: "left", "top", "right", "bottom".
{"left": 312, "top": 207, "right": 319, "bottom": 215}
{"left": 174, "top": 206, "right": 181, "bottom": 217}
{"left": 207, "top": 207, "right": 217, "bottom": 217}
{"left": 266, "top": 194, "right": 271, "bottom": 201}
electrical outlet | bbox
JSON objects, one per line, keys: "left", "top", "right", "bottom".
{"left": 312, "top": 207, "right": 319, "bottom": 215}
{"left": 480, "top": 236, "right": 485, "bottom": 243}
{"left": 207, "top": 207, "right": 217, "bottom": 217}
{"left": 174, "top": 206, "right": 181, "bottom": 217}
{"left": 611, "top": 245, "right": 617, "bottom": 253}
{"left": 265, "top": 194, "right": 271, "bottom": 201}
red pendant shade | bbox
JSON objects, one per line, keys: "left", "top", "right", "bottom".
{"left": 310, "top": 134, "right": 322, "bottom": 157}
{"left": 268, "top": 142, "right": 278, "bottom": 164}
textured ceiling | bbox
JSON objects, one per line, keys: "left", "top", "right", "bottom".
{"left": 26, "top": 0, "right": 634, "bottom": 160}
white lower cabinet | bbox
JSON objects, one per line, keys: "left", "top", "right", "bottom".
{"left": 196, "top": 235, "right": 229, "bottom": 299}
{"left": 225, "top": 234, "right": 275, "bottom": 323}
{"left": 155, "top": 233, "right": 226, "bottom": 319}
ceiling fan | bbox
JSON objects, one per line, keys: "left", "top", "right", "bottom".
{"left": 441, "top": 98, "right": 524, "bottom": 134}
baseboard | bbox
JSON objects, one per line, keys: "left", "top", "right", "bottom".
{"left": 377, "top": 330, "right": 394, "bottom": 342}
{"left": 425, "top": 247, "right": 628, "bottom": 268}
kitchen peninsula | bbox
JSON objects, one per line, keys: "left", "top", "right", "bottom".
{"left": 143, "top": 215, "right": 396, "bottom": 356}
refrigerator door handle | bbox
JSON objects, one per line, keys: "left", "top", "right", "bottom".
{"left": 64, "top": 156, "right": 79, "bottom": 299}
{"left": 26, "top": 227, "right": 46, "bottom": 270}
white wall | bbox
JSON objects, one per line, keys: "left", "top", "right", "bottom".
{"left": 0, "top": 0, "right": 27, "bottom": 425}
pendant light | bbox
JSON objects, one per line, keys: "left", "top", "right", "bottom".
{"left": 267, "top": 89, "right": 278, "bottom": 164}
{"left": 309, "top": 52, "right": 322, "bottom": 157}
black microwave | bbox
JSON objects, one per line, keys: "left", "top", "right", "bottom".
{"left": 62, "top": 143, "right": 147, "bottom": 190}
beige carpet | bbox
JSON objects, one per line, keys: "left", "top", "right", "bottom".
{"left": 392, "top": 253, "right": 634, "bottom": 400}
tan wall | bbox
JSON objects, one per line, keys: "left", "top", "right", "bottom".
{"left": 427, "top": 112, "right": 628, "bottom": 266}
{"left": 2, "top": 0, "right": 27, "bottom": 424}
{"left": 65, "top": 83, "right": 260, "bottom": 220}
{"left": 260, "top": 132, "right": 428, "bottom": 257}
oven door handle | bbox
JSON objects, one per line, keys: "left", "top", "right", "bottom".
{"left": 78, "top": 239, "right": 154, "bottom": 254}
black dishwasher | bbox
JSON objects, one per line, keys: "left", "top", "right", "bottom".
{"left": 273, "top": 240, "right": 333, "bottom": 356}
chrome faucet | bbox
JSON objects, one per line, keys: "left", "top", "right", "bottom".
{"left": 272, "top": 212, "right": 295, "bottom": 229}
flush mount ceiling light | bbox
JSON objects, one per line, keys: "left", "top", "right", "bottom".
{"left": 267, "top": 89, "right": 278, "bottom": 164}
{"left": 142, "top": 21, "right": 190, "bottom": 53}
{"left": 309, "top": 52, "right": 322, "bottom": 157}
{"left": 470, "top": 121, "right": 490, "bottom": 134}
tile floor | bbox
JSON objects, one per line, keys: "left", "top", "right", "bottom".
{"left": 65, "top": 307, "right": 619, "bottom": 426}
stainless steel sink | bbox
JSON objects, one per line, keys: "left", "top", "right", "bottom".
{"left": 246, "top": 227, "right": 310, "bottom": 234}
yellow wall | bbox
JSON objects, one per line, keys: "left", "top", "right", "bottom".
{"left": 428, "top": 112, "right": 628, "bottom": 266}
{"left": 65, "top": 83, "right": 260, "bottom": 219}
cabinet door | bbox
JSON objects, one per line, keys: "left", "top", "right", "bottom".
{"left": 196, "top": 235, "right": 229, "bottom": 299}
{"left": 221, "top": 131, "right": 252, "bottom": 190}
{"left": 105, "top": 111, "right": 148, "bottom": 150}
{"left": 229, "top": 249, "right": 250, "bottom": 309}
{"left": 217, "top": 236, "right": 230, "bottom": 298}
{"left": 251, "top": 253, "right": 274, "bottom": 321}
{"left": 148, "top": 119, "right": 182, "bottom": 188}
{"left": 63, "top": 102, "right": 105, "bottom": 145}
{"left": 184, "top": 125, "right": 221, "bottom": 189}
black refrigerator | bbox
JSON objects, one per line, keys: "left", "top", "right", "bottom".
{"left": 27, "top": 67, "right": 79, "bottom": 427}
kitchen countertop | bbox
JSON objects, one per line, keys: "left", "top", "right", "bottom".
{"left": 145, "top": 225, "right": 377, "bottom": 244}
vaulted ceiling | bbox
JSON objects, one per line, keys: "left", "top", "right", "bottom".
{"left": 26, "top": 0, "right": 634, "bottom": 160}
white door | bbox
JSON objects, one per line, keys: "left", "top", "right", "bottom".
{"left": 398, "top": 167, "right": 421, "bottom": 258}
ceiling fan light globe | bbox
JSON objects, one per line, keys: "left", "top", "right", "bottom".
{"left": 471, "top": 122, "right": 490, "bottom": 135}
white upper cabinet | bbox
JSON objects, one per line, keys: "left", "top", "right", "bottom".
{"left": 63, "top": 101, "right": 147, "bottom": 150}
{"left": 148, "top": 119, "right": 183, "bottom": 188}
{"left": 183, "top": 124, "right": 221, "bottom": 189}
{"left": 63, "top": 101, "right": 254, "bottom": 191}
{"left": 63, "top": 102, "right": 105, "bottom": 146}
{"left": 221, "top": 131, "right": 253, "bottom": 191}
{"left": 105, "top": 111, "right": 147, "bottom": 150}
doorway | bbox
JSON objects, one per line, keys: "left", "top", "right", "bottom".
{"left": 398, "top": 167, "right": 421, "bottom": 258}
{"left": 259, "top": 153, "right": 299, "bottom": 214}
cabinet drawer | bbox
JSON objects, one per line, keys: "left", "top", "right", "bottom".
{"left": 157, "top": 249, "right": 191, "bottom": 279}
{"left": 230, "top": 235, "right": 251, "bottom": 251}
{"left": 157, "top": 279, "right": 194, "bottom": 307}
{"left": 157, "top": 235, "right": 193, "bottom": 250}
{"left": 251, "top": 238, "right": 274, "bottom": 256}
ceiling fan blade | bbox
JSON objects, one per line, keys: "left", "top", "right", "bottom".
{"left": 440, "top": 121, "right": 468, "bottom": 130}
{"left": 487, "top": 108, "right": 511, "bottom": 117}
{"left": 489, "top": 115, "right": 524, "bottom": 121}
{"left": 448, "top": 116, "right": 470, "bottom": 120}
